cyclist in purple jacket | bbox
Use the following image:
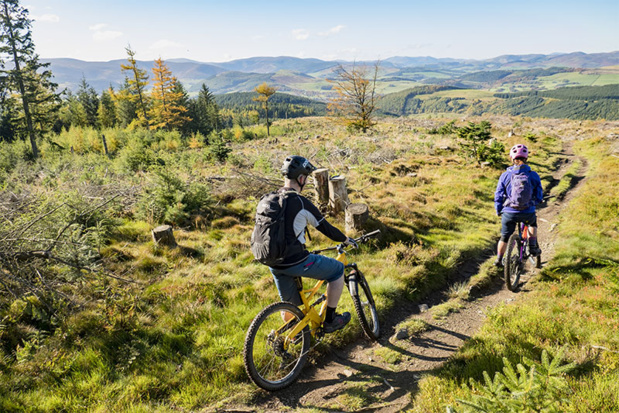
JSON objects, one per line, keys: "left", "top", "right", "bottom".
{"left": 494, "top": 144, "right": 543, "bottom": 267}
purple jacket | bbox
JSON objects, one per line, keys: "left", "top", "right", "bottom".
{"left": 494, "top": 164, "right": 543, "bottom": 215}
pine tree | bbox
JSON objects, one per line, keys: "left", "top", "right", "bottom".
{"left": 110, "top": 80, "right": 137, "bottom": 128}
{"left": 0, "top": 74, "right": 18, "bottom": 141}
{"left": 189, "top": 83, "right": 220, "bottom": 137}
{"left": 98, "top": 88, "right": 117, "bottom": 128}
{"left": 149, "top": 57, "right": 190, "bottom": 130}
{"left": 172, "top": 80, "right": 193, "bottom": 135}
{"left": 62, "top": 91, "right": 87, "bottom": 127}
{"left": 120, "top": 46, "right": 150, "bottom": 128}
{"left": 0, "top": 0, "right": 60, "bottom": 157}
{"left": 77, "top": 77, "right": 99, "bottom": 128}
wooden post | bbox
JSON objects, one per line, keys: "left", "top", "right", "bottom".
{"left": 151, "top": 225, "right": 177, "bottom": 247}
{"left": 328, "top": 176, "right": 349, "bottom": 214}
{"left": 313, "top": 168, "right": 329, "bottom": 205}
{"left": 102, "top": 134, "right": 109, "bottom": 156}
{"left": 345, "top": 203, "right": 369, "bottom": 233}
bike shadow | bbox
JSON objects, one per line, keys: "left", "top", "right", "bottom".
{"left": 264, "top": 324, "right": 472, "bottom": 410}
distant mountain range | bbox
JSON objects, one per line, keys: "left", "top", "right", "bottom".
{"left": 42, "top": 51, "right": 619, "bottom": 97}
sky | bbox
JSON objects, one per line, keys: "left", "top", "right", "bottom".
{"left": 24, "top": 0, "right": 619, "bottom": 63}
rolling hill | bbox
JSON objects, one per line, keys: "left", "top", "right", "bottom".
{"left": 42, "top": 51, "right": 619, "bottom": 97}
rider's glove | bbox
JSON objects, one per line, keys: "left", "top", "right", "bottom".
{"left": 343, "top": 237, "right": 358, "bottom": 249}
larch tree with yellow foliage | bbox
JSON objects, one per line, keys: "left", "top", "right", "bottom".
{"left": 120, "top": 46, "right": 150, "bottom": 129}
{"left": 253, "top": 82, "right": 277, "bottom": 136}
{"left": 149, "top": 58, "right": 190, "bottom": 130}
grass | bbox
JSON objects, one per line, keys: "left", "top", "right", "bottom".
{"left": 0, "top": 115, "right": 606, "bottom": 411}
{"left": 549, "top": 158, "right": 583, "bottom": 200}
{"left": 407, "top": 134, "right": 619, "bottom": 412}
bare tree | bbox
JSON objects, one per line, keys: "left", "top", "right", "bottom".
{"left": 328, "top": 61, "right": 380, "bottom": 133}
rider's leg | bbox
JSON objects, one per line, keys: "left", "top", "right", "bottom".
{"left": 497, "top": 240, "right": 507, "bottom": 257}
{"left": 496, "top": 213, "right": 516, "bottom": 266}
{"left": 326, "top": 269, "right": 345, "bottom": 308}
{"left": 525, "top": 213, "right": 541, "bottom": 256}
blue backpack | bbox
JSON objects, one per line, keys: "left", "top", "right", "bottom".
{"left": 505, "top": 168, "right": 533, "bottom": 210}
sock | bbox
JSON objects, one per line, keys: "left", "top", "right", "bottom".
{"left": 326, "top": 306, "right": 336, "bottom": 323}
{"left": 497, "top": 253, "right": 503, "bottom": 261}
{"left": 529, "top": 237, "right": 538, "bottom": 247}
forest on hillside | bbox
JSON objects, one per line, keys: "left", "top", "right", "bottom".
{"left": 376, "top": 84, "right": 619, "bottom": 120}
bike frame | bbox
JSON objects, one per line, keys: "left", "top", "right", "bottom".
{"left": 517, "top": 222, "right": 534, "bottom": 263}
{"left": 281, "top": 247, "right": 350, "bottom": 343}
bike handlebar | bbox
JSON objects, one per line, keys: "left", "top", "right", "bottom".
{"left": 311, "top": 229, "right": 381, "bottom": 254}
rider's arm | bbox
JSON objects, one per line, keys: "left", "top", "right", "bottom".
{"left": 494, "top": 171, "right": 509, "bottom": 215}
{"left": 301, "top": 196, "right": 347, "bottom": 242}
{"left": 531, "top": 171, "right": 544, "bottom": 205}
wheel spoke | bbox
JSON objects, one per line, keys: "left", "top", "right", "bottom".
{"left": 244, "top": 302, "right": 311, "bottom": 390}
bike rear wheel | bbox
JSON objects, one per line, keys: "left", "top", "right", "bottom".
{"left": 504, "top": 232, "right": 523, "bottom": 291}
{"left": 349, "top": 270, "right": 380, "bottom": 340}
{"left": 243, "top": 301, "right": 310, "bottom": 391}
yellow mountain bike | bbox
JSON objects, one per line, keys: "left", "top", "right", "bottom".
{"left": 243, "top": 230, "right": 381, "bottom": 391}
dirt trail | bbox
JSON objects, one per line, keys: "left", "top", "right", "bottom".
{"left": 221, "top": 142, "right": 588, "bottom": 413}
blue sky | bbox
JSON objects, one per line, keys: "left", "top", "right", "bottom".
{"left": 25, "top": 0, "right": 619, "bottom": 62}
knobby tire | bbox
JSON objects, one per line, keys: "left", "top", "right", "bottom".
{"left": 504, "top": 232, "right": 522, "bottom": 291}
{"left": 243, "top": 301, "right": 310, "bottom": 391}
{"left": 350, "top": 270, "right": 380, "bottom": 340}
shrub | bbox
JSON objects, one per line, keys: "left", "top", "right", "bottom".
{"left": 135, "top": 169, "right": 212, "bottom": 226}
{"left": 204, "top": 132, "right": 231, "bottom": 164}
{"left": 450, "top": 349, "right": 576, "bottom": 413}
{"left": 456, "top": 121, "right": 505, "bottom": 168}
{"left": 118, "top": 140, "right": 157, "bottom": 173}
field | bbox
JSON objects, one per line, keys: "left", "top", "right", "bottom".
{"left": 1, "top": 115, "right": 618, "bottom": 411}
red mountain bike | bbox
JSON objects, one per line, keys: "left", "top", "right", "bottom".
{"left": 504, "top": 221, "right": 542, "bottom": 291}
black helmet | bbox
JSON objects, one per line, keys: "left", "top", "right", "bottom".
{"left": 281, "top": 155, "right": 317, "bottom": 179}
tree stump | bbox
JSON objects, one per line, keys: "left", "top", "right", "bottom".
{"left": 345, "top": 203, "right": 369, "bottom": 233}
{"left": 328, "top": 176, "right": 349, "bottom": 214}
{"left": 151, "top": 225, "right": 177, "bottom": 247}
{"left": 313, "top": 168, "right": 329, "bottom": 205}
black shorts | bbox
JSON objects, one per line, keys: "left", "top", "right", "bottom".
{"left": 500, "top": 211, "right": 537, "bottom": 242}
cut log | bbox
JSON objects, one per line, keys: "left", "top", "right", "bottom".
{"left": 151, "top": 225, "right": 177, "bottom": 247}
{"left": 345, "top": 203, "right": 369, "bottom": 233}
{"left": 313, "top": 168, "right": 329, "bottom": 205}
{"left": 328, "top": 176, "right": 349, "bottom": 214}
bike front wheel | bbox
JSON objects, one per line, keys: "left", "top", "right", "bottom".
{"left": 243, "top": 301, "right": 310, "bottom": 391}
{"left": 349, "top": 270, "right": 380, "bottom": 340}
{"left": 504, "top": 233, "right": 523, "bottom": 291}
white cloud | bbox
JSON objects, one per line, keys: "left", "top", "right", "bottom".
{"left": 149, "top": 39, "right": 185, "bottom": 50}
{"left": 318, "top": 25, "right": 345, "bottom": 37}
{"left": 88, "top": 23, "right": 123, "bottom": 42}
{"left": 32, "top": 14, "right": 60, "bottom": 23}
{"left": 292, "top": 29, "right": 309, "bottom": 40}
{"left": 93, "top": 30, "right": 123, "bottom": 41}
{"left": 89, "top": 23, "right": 123, "bottom": 41}
{"left": 89, "top": 23, "right": 108, "bottom": 31}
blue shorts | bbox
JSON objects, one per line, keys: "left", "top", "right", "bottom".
{"left": 501, "top": 211, "right": 537, "bottom": 242}
{"left": 270, "top": 254, "right": 344, "bottom": 306}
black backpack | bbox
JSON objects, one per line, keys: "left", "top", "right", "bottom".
{"left": 250, "top": 191, "right": 295, "bottom": 266}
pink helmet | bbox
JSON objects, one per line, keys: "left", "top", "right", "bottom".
{"left": 510, "top": 144, "right": 529, "bottom": 160}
